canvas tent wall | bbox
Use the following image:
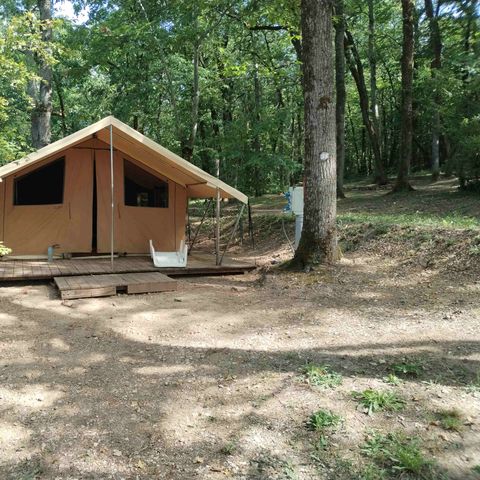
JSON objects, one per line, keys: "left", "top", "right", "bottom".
{"left": 0, "top": 116, "right": 247, "bottom": 257}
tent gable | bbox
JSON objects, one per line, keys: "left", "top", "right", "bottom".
{"left": 0, "top": 116, "right": 247, "bottom": 203}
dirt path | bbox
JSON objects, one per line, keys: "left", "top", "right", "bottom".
{"left": 0, "top": 250, "right": 479, "bottom": 479}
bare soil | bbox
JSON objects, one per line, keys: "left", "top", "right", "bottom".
{"left": 1, "top": 182, "right": 479, "bottom": 479}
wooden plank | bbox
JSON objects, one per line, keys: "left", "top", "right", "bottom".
{"left": 126, "top": 273, "right": 177, "bottom": 294}
{"left": 0, "top": 253, "right": 254, "bottom": 283}
{"left": 61, "top": 286, "right": 116, "bottom": 300}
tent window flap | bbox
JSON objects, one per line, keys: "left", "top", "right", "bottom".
{"left": 124, "top": 159, "right": 168, "bottom": 208}
{"left": 14, "top": 157, "right": 65, "bottom": 206}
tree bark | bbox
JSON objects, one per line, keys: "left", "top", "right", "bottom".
{"left": 345, "top": 30, "right": 387, "bottom": 185}
{"left": 30, "top": 0, "right": 53, "bottom": 149}
{"left": 335, "top": 0, "right": 346, "bottom": 198}
{"left": 425, "top": 0, "right": 442, "bottom": 182}
{"left": 393, "top": 0, "right": 415, "bottom": 192}
{"left": 368, "top": 0, "right": 382, "bottom": 162}
{"left": 182, "top": 41, "right": 200, "bottom": 162}
{"left": 290, "top": 0, "right": 337, "bottom": 269}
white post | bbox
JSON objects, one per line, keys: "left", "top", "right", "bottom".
{"left": 110, "top": 124, "right": 114, "bottom": 271}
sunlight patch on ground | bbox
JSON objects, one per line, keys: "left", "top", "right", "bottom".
{"left": 134, "top": 365, "right": 195, "bottom": 376}
{"left": 0, "top": 312, "right": 17, "bottom": 326}
{"left": 0, "top": 421, "right": 33, "bottom": 463}
{"left": 0, "top": 384, "right": 63, "bottom": 411}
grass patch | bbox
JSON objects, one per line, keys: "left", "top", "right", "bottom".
{"left": 391, "top": 360, "right": 423, "bottom": 378}
{"left": 383, "top": 374, "right": 402, "bottom": 386}
{"left": 307, "top": 409, "right": 343, "bottom": 432}
{"left": 353, "top": 389, "right": 406, "bottom": 415}
{"left": 472, "top": 465, "right": 480, "bottom": 474}
{"left": 466, "top": 370, "right": 480, "bottom": 393}
{"left": 435, "top": 409, "right": 463, "bottom": 432}
{"left": 302, "top": 364, "right": 343, "bottom": 388}
{"left": 362, "top": 431, "right": 440, "bottom": 479}
{"left": 338, "top": 211, "right": 480, "bottom": 230}
{"left": 219, "top": 440, "right": 237, "bottom": 455}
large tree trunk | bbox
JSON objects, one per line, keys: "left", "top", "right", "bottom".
{"left": 393, "top": 0, "right": 415, "bottom": 192}
{"left": 425, "top": 0, "right": 442, "bottom": 182}
{"left": 335, "top": 0, "right": 346, "bottom": 199}
{"left": 290, "top": 0, "right": 337, "bottom": 269}
{"left": 345, "top": 30, "right": 387, "bottom": 185}
{"left": 30, "top": 0, "right": 53, "bottom": 149}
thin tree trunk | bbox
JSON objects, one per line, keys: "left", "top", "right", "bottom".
{"left": 393, "top": 0, "right": 415, "bottom": 192}
{"left": 368, "top": 0, "right": 381, "bottom": 161}
{"left": 53, "top": 73, "right": 67, "bottom": 137}
{"left": 425, "top": 0, "right": 442, "bottom": 181}
{"left": 345, "top": 30, "right": 387, "bottom": 185}
{"left": 183, "top": 41, "right": 200, "bottom": 162}
{"left": 335, "top": 0, "right": 346, "bottom": 198}
{"left": 30, "top": 0, "right": 53, "bottom": 148}
{"left": 290, "top": 0, "right": 337, "bottom": 269}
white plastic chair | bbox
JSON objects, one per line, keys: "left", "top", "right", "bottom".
{"left": 149, "top": 239, "right": 188, "bottom": 268}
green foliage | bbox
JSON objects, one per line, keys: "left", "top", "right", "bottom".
{"left": 383, "top": 374, "right": 402, "bottom": 386}
{"left": 302, "top": 364, "right": 343, "bottom": 389}
{"left": 307, "top": 409, "right": 343, "bottom": 432}
{"left": 466, "top": 370, "right": 480, "bottom": 393}
{"left": 219, "top": 440, "right": 237, "bottom": 455}
{"left": 0, "top": 0, "right": 479, "bottom": 191}
{"left": 435, "top": 409, "right": 463, "bottom": 432}
{"left": 391, "top": 360, "right": 423, "bottom": 378}
{"left": 353, "top": 390, "right": 405, "bottom": 416}
{"left": 362, "top": 431, "right": 439, "bottom": 479}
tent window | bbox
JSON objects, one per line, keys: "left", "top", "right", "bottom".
{"left": 14, "top": 157, "right": 65, "bottom": 206}
{"left": 124, "top": 159, "right": 168, "bottom": 208}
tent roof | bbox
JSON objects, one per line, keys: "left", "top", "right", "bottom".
{"left": 0, "top": 116, "right": 248, "bottom": 204}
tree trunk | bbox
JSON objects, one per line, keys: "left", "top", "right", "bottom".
{"left": 182, "top": 41, "right": 200, "bottom": 162}
{"left": 335, "top": 0, "right": 346, "bottom": 199}
{"left": 393, "top": 0, "right": 415, "bottom": 192}
{"left": 290, "top": 0, "right": 337, "bottom": 269}
{"left": 30, "top": 0, "right": 53, "bottom": 149}
{"left": 53, "top": 73, "right": 67, "bottom": 137}
{"left": 425, "top": 0, "right": 442, "bottom": 182}
{"left": 345, "top": 30, "right": 387, "bottom": 185}
{"left": 368, "top": 0, "right": 382, "bottom": 162}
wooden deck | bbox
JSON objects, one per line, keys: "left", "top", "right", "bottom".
{"left": 55, "top": 272, "right": 177, "bottom": 299}
{"left": 0, "top": 253, "right": 256, "bottom": 282}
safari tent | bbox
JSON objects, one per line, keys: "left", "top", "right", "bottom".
{"left": 0, "top": 116, "right": 247, "bottom": 257}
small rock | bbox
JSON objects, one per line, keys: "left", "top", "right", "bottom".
{"left": 113, "top": 449, "right": 122, "bottom": 457}
{"left": 194, "top": 456, "right": 204, "bottom": 464}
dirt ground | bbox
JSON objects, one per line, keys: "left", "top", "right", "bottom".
{"left": 1, "top": 182, "right": 480, "bottom": 479}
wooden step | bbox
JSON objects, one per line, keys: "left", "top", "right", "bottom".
{"left": 54, "top": 272, "right": 177, "bottom": 300}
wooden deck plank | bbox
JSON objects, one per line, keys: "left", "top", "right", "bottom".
{"left": 54, "top": 272, "right": 177, "bottom": 299}
{"left": 1, "top": 254, "right": 255, "bottom": 283}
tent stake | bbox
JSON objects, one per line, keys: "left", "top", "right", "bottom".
{"left": 219, "top": 203, "right": 245, "bottom": 265}
{"left": 110, "top": 124, "right": 114, "bottom": 271}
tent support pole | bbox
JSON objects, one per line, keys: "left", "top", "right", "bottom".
{"left": 219, "top": 203, "right": 245, "bottom": 265}
{"left": 215, "top": 188, "right": 221, "bottom": 266}
{"left": 110, "top": 124, "right": 114, "bottom": 271}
